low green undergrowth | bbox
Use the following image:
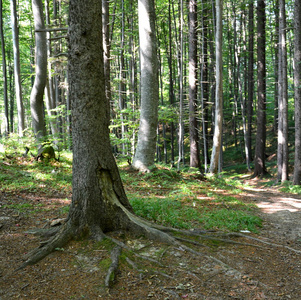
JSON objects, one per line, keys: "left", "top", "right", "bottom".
{"left": 121, "top": 165, "right": 262, "bottom": 233}
{"left": 129, "top": 194, "right": 262, "bottom": 233}
{"left": 1, "top": 150, "right": 262, "bottom": 233}
{"left": 0, "top": 150, "right": 72, "bottom": 195}
{"left": 279, "top": 181, "right": 301, "bottom": 194}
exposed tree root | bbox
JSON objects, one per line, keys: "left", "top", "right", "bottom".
{"left": 15, "top": 225, "right": 73, "bottom": 271}
{"left": 105, "top": 246, "right": 122, "bottom": 287}
{"left": 228, "top": 232, "right": 301, "bottom": 254}
{"left": 16, "top": 191, "right": 300, "bottom": 288}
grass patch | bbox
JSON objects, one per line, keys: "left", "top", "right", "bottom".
{"left": 1, "top": 150, "right": 263, "bottom": 233}
{"left": 0, "top": 150, "right": 72, "bottom": 194}
{"left": 120, "top": 164, "right": 262, "bottom": 233}
{"left": 279, "top": 181, "right": 301, "bottom": 194}
{"left": 129, "top": 193, "right": 262, "bottom": 233}
{"left": 3, "top": 202, "right": 45, "bottom": 214}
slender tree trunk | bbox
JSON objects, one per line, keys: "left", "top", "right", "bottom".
{"left": 293, "top": 0, "right": 301, "bottom": 185}
{"left": 132, "top": 0, "right": 159, "bottom": 172}
{"left": 209, "top": 0, "right": 223, "bottom": 174}
{"left": 247, "top": 2, "right": 254, "bottom": 169}
{"left": 188, "top": 0, "right": 200, "bottom": 169}
{"left": 8, "top": 57, "right": 14, "bottom": 132}
{"left": 200, "top": 2, "right": 210, "bottom": 171}
{"left": 273, "top": 0, "right": 279, "bottom": 135}
{"left": 119, "top": 0, "right": 127, "bottom": 155}
{"left": 128, "top": 0, "right": 137, "bottom": 158}
{"left": 277, "top": 0, "right": 288, "bottom": 182}
{"left": 0, "top": 0, "right": 9, "bottom": 135}
{"left": 168, "top": 0, "right": 175, "bottom": 163}
{"left": 30, "top": 0, "right": 47, "bottom": 144}
{"left": 177, "top": 0, "right": 185, "bottom": 169}
{"left": 157, "top": 32, "right": 168, "bottom": 164}
{"left": 253, "top": 0, "right": 268, "bottom": 177}
{"left": 10, "top": 0, "right": 25, "bottom": 136}
{"left": 44, "top": 0, "right": 58, "bottom": 138}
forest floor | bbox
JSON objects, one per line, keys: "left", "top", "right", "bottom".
{"left": 1, "top": 173, "right": 301, "bottom": 299}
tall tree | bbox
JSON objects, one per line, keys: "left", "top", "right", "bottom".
{"left": 188, "top": 0, "right": 200, "bottom": 169}
{"left": 44, "top": 0, "right": 59, "bottom": 138}
{"left": 19, "top": 0, "right": 175, "bottom": 271}
{"left": 253, "top": 0, "right": 268, "bottom": 177}
{"left": 200, "top": 2, "right": 210, "bottom": 171}
{"left": 0, "top": 0, "right": 9, "bottom": 135}
{"left": 293, "top": 0, "right": 301, "bottom": 185}
{"left": 30, "top": 0, "right": 47, "bottom": 143}
{"left": 209, "top": 0, "right": 223, "bottom": 174}
{"left": 132, "top": 0, "right": 159, "bottom": 172}
{"left": 10, "top": 0, "right": 25, "bottom": 136}
{"left": 168, "top": 0, "right": 175, "bottom": 163}
{"left": 277, "top": 0, "right": 288, "bottom": 182}
{"left": 247, "top": 1, "right": 254, "bottom": 170}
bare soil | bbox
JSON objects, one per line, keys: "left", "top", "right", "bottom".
{"left": 1, "top": 179, "right": 301, "bottom": 300}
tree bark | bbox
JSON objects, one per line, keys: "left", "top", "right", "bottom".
{"left": 188, "top": 0, "right": 201, "bottom": 169}
{"left": 253, "top": 0, "right": 268, "bottom": 177}
{"left": 0, "top": 0, "right": 9, "bottom": 135}
{"left": 10, "top": 0, "right": 25, "bottom": 136}
{"left": 293, "top": 0, "right": 301, "bottom": 185}
{"left": 102, "top": 0, "right": 111, "bottom": 107}
{"left": 44, "top": 0, "right": 58, "bottom": 139}
{"left": 132, "top": 0, "right": 159, "bottom": 172}
{"left": 209, "top": 0, "right": 223, "bottom": 174}
{"left": 168, "top": 0, "right": 175, "bottom": 163}
{"left": 247, "top": 2, "right": 254, "bottom": 168}
{"left": 19, "top": 0, "right": 175, "bottom": 270}
{"left": 200, "top": 2, "right": 210, "bottom": 171}
{"left": 277, "top": 0, "right": 288, "bottom": 182}
{"left": 30, "top": 0, "right": 47, "bottom": 143}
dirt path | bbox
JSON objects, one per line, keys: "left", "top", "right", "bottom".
{"left": 242, "top": 181, "right": 301, "bottom": 242}
{"left": 1, "top": 183, "right": 301, "bottom": 299}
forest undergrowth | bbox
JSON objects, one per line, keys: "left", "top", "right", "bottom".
{"left": 1, "top": 150, "right": 301, "bottom": 299}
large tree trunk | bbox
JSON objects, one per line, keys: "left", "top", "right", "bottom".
{"left": 10, "top": 0, "right": 25, "bottom": 136}
{"left": 19, "top": 0, "right": 174, "bottom": 270}
{"left": 30, "top": 0, "right": 47, "bottom": 143}
{"left": 277, "top": 0, "right": 288, "bottom": 182}
{"left": 132, "top": 0, "right": 159, "bottom": 172}
{"left": 188, "top": 0, "right": 201, "bottom": 169}
{"left": 209, "top": 0, "right": 223, "bottom": 174}
{"left": 293, "top": 0, "right": 301, "bottom": 185}
{"left": 253, "top": 0, "right": 268, "bottom": 177}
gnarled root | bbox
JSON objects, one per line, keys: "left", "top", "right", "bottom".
{"left": 15, "top": 223, "right": 73, "bottom": 271}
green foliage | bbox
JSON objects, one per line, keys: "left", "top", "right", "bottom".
{"left": 0, "top": 137, "right": 72, "bottom": 194}
{"left": 279, "top": 181, "right": 301, "bottom": 195}
{"left": 122, "top": 164, "right": 262, "bottom": 233}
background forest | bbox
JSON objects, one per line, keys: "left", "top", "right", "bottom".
{"left": 1, "top": 1, "right": 301, "bottom": 298}
{"left": 0, "top": 0, "right": 300, "bottom": 184}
